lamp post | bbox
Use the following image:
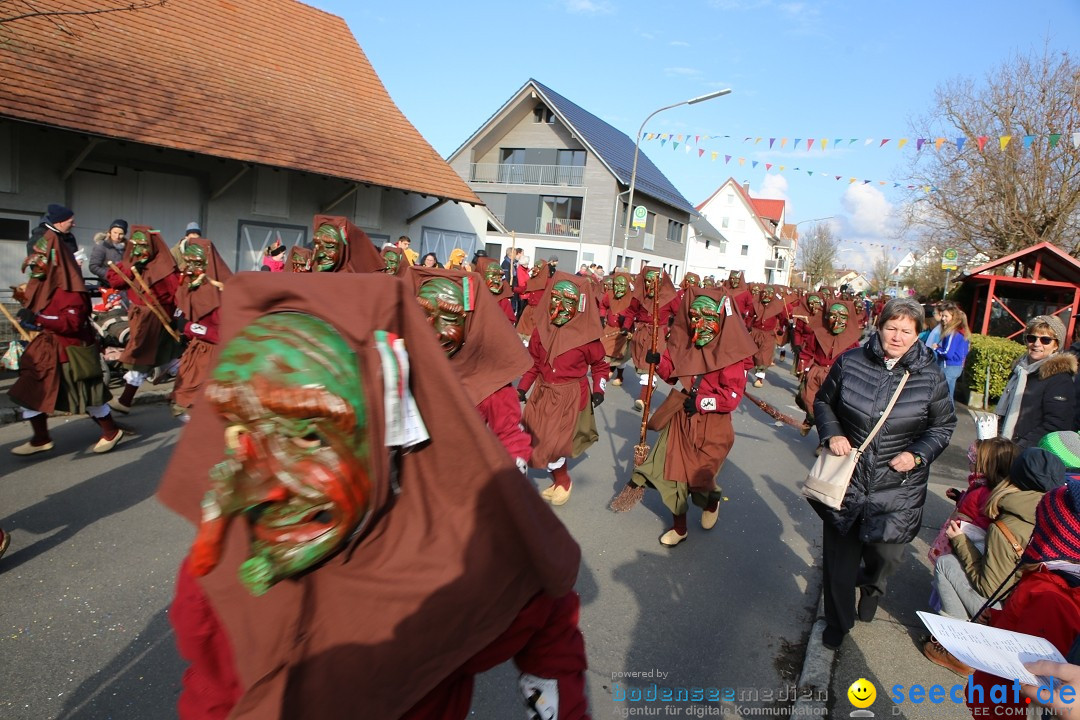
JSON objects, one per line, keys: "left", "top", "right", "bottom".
{"left": 611, "top": 88, "right": 732, "bottom": 272}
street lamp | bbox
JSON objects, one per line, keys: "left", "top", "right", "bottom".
{"left": 611, "top": 88, "right": 732, "bottom": 272}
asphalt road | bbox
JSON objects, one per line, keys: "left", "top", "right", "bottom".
{"left": 1, "top": 359, "right": 843, "bottom": 719}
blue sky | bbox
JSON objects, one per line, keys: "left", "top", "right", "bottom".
{"left": 314, "top": 0, "right": 1077, "bottom": 274}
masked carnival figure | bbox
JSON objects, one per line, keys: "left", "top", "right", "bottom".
{"left": 411, "top": 267, "right": 532, "bottom": 467}
{"left": 9, "top": 233, "right": 124, "bottom": 455}
{"left": 309, "top": 214, "right": 386, "bottom": 274}
{"left": 791, "top": 292, "right": 825, "bottom": 377}
{"left": 725, "top": 270, "right": 754, "bottom": 322}
{"left": 617, "top": 266, "right": 677, "bottom": 413}
{"left": 628, "top": 286, "right": 756, "bottom": 546}
{"left": 599, "top": 271, "right": 635, "bottom": 387}
{"left": 797, "top": 300, "right": 862, "bottom": 437}
{"left": 747, "top": 285, "right": 788, "bottom": 388}
{"left": 105, "top": 226, "right": 182, "bottom": 412}
{"left": 172, "top": 238, "right": 233, "bottom": 421}
{"left": 288, "top": 245, "right": 312, "bottom": 273}
{"left": 518, "top": 272, "right": 607, "bottom": 506}
{"left": 474, "top": 256, "right": 517, "bottom": 323}
{"left": 160, "top": 273, "right": 591, "bottom": 720}
{"left": 381, "top": 244, "right": 409, "bottom": 276}
{"left": 515, "top": 259, "right": 553, "bottom": 344}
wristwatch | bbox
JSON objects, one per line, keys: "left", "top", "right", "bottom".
{"left": 912, "top": 453, "right": 924, "bottom": 467}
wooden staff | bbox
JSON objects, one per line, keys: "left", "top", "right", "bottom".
{"left": 107, "top": 262, "right": 181, "bottom": 342}
{"left": 634, "top": 279, "right": 663, "bottom": 466}
{"left": 0, "top": 302, "right": 32, "bottom": 342}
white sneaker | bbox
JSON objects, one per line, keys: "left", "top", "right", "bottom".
{"left": 519, "top": 673, "right": 559, "bottom": 720}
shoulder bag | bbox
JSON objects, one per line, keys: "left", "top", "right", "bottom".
{"left": 802, "top": 370, "right": 910, "bottom": 510}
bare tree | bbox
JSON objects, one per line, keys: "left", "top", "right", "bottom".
{"left": 1, "top": 0, "right": 167, "bottom": 33}
{"left": 900, "top": 47, "right": 1080, "bottom": 258}
{"left": 869, "top": 250, "right": 894, "bottom": 293}
{"left": 795, "top": 221, "right": 839, "bottom": 288}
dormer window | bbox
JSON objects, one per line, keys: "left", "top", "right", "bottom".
{"left": 533, "top": 106, "right": 555, "bottom": 124}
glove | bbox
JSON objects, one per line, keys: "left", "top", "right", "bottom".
{"left": 591, "top": 392, "right": 604, "bottom": 408}
{"left": 517, "top": 388, "right": 527, "bottom": 404}
{"left": 683, "top": 392, "right": 698, "bottom": 416}
{"left": 644, "top": 350, "right": 661, "bottom": 365}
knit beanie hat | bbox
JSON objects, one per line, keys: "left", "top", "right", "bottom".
{"left": 1009, "top": 448, "right": 1067, "bottom": 494}
{"left": 1029, "top": 315, "right": 1066, "bottom": 349}
{"left": 46, "top": 204, "right": 74, "bottom": 224}
{"left": 1039, "top": 431, "right": 1080, "bottom": 471}
{"left": 1021, "top": 478, "right": 1080, "bottom": 565}
{"left": 109, "top": 219, "right": 128, "bottom": 232}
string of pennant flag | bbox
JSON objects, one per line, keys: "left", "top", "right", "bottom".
{"left": 644, "top": 132, "right": 1080, "bottom": 152}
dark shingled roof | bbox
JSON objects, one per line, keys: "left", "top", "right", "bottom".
{"left": 530, "top": 80, "right": 697, "bottom": 216}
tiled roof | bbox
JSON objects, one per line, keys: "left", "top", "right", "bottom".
{"left": 0, "top": 0, "right": 478, "bottom": 205}
{"left": 529, "top": 80, "right": 697, "bottom": 216}
{"left": 751, "top": 198, "right": 785, "bottom": 222}
{"left": 780, "top": 224, "right": 798, "bottom": 240}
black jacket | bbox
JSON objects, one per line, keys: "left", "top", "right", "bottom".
{"left": 997, "top": 352, "right": 1077, "bottom": 449}
{"left": 813, "top": 334, "right": 956, "bottom": 543}
{"left": 1069, "top": 342, "right": 1080, "bottom": 431}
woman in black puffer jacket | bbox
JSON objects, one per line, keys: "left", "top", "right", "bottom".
{"left": 813, "top": 298, "right": 956, "bottom": 650}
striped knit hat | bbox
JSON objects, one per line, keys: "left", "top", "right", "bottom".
{"left": 1039, "top": 431, "right": 1080, "bottom": 471}
{"left": 1021, "top": 478, "right": 1080, "bottom": 565}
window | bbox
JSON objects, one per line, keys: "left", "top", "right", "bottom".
{"left": 666, "top": 220, "right": 684, "bottom": 244}
{"left": 498, "top": 148, "right": 526, "bottom": 184}
{"left": 538, "top": 195, "right": 583, "bottom": 236}
{"left": 533, "top": 106, "right": 555, "bottom": 124}
{"left": 237, "top": 221, "right": 307, "bottom": 271}
{"left": 740, "top": 245, "right": 749, "bottom": 256}
{"left": 555, "top": 149, "right": 585, "bottom": 185}
{"left": 721, "top": 217, "right": 730, "bottom": 229}
{"left": 726, "top": 193, "right": 734, "bottom": 205}
{"left": 556, "top": 149, "right": 585, "bottom": 167}
{"left": 421, "top": 226, "right": 479, "bottom": 261}
{"left": 737, "top": 218, "right": 746, "bottom": 231}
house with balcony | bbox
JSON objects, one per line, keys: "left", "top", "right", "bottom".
{"left": 446, "top": 79, "right": 697, "bottom": 276}
{"left": 694, "top": 178, "right": 794, "bottom": 285}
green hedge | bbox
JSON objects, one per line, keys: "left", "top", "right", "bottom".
{"left": 964, "top": 334, "right": 1026, "bottom": 401}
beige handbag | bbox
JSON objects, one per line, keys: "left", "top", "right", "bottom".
{"left": 802, "top": 371, "right": 909, "bottom": 510}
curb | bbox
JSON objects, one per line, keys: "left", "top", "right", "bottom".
{"left": 0, "top": 387, "right": 174, "bottom": 426}
{"left": 791, "top": 604, "right": 832, "bottom": 719}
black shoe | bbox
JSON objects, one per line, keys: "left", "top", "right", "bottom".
{"left": 857, "top": 589, "right": 879, "bottom": 622}
{"left": 822, "top": 625, "right": 844, "bottom": 650}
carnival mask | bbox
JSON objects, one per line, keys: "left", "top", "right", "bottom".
{"left": 807, "top": 294, "right": 823, "bottom": 315}
{"left": 689, "top": 295, "right": 722, "bottom": 347}
{"left": 827, "top": 303, "right": 849, "bottom": 335}
{"left": 484, "top": 263, "right": 504, "bottom": 294}
{"left": 644, "top": 270, "right": 659, "bottom": 299}
{"left": 416, "top": 277, "right": 466, "bottom": 357}
{"left": 290, "top": 250, "right": 310, "bottom": 273}
{"left": 602, "top": 277, "right": 614, "bottom": 295}
{"left": 549, "top": 280, "right": 580, "bottom": 326}
{"left": 181, "top": 244, "right": 208, "bottom": 289}
{"left": 728, "top": 271, "right": 743, "bottom": 289}
{"left": 22, "top": 236, "right": 50, "bottom": 280}
{"left": 703, "top": 276, "right": 716, "bottom": 288}
{"left": 129, "top": 230, "right": 152, "bottom": 267}
{"left": 382, "top": 249, "right": 401, "bottom": 275}
{"left": 761, "top": 286, "right": 774, "bottom": 305}
{"left": 530, "top": 261, "right": 544, "bottom": 278}
{"left": 194, "top": 312, "right": 370, "bottom": 596}
{"left": 683, "top": 272, "right": 701, "bottom": 290}
{"left": 612, "top": 275, "right": 629, "bottom": 299}
{"left": 312, "top": 223, "right": 345, "bottom": 272}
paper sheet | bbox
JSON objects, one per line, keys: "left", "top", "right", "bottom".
{"left": 918, "top": 611, "right": 1067, "bottom": 689}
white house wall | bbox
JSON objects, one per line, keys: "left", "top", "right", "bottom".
{"left": 697, "top": 183, "right": 773, "bottom": 284}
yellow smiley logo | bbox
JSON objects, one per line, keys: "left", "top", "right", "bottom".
{"left": 847, "top": 678, "right": 876, "bottom": 708}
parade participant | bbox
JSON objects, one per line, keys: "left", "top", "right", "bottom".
{"left": 664, "top": 272, "right": 701, "bottom": 318}
{"left": 515, "top": 259, "right": 552, "bottom": 343}
{"left": 725, "top": 270, "right": 754, "bottom": 321}
{"left": 747, "top": 285, "right": 787, "bottom": 388}
{"left": 599, "top": 271, "right": 634, "bottom": 386}
{"left": 796, "top": 300, "right": 863, "bottom": 437}
{"left": 627, "top": 286, "right": 756, "bottom": 546}
{"left": 309, "top": 214, "right": 385, "bottom": 274}
{"left": 519, "top": 271, "right": 607, "bottom": 506}
{"left": 172, "top": 238, "right": 232, "bottom": 421}
{"left": 380, "top": 243, "right": 408, "bottom": 276}
{"left": 475, "top": 256, "right": 517, "bottom": 323}
{"left": 602, "top": 275, "right": 614, "bottom": 296}
{"left": 288, "top": 245, "right": 312, "bottom": 272}
{"left": 791, "top": 292, "right": 825, "bottom": 377}
{"left": 618, "top": 266, "right": 677, "bottom": 413}
{"left": 160, "top": 273, "right": 590, "bottom": 720}
{"left": 411, "top": 266, "right": 532, "bottom": 466}
{"left": 105, "top": 226, "right": 182, "bottom": 413}
{"left": 702, "top": 276, "right": 716, "bottom": 288}
{"left": 444, "top": 247, "right": 469, "bottom": 271}
{"left": 9, "top": 232, "right": 123, "bottom": 455}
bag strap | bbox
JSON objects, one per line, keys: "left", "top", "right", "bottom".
{"left": 994, "top": 519, "right": 1024, "bottom": 561}
{"left": 856, "top": 370, "right": 910, "bottom": 453}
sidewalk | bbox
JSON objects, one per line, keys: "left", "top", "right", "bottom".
{"left": 793, "top": 403, "right": 981, "bottom": 719}
{"left": 0, "top": 368, "right": 174, "bottom": 424}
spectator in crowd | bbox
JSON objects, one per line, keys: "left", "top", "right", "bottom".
{"left": 813, "top": 297, "right": 956, "bottom": 651}
{"left": 260, "top": 239, "right": 287, "bottom": 272}
{"left": 89, "top": 219, "right": 128, "bottom": 283}
{"left": 934, "top": 302, "right": 971, "bottom": 405}
{"left": 420, "top": 252, "right": 439, "bottom": 268}
{"left": 471, "top": 248, "right": 488, "bottom": 265}
{"left": 996, "top": 315, "right": 1077, "bottom": 448}
{"left": 397, "top": 235, "right": 419, "bottom": 266}
{"left": 28, "top": 204, "right": 78, "bottom": 257}
{"left": 170, "top": 221, "right": 202, "bottom": 267}
{"left": 921, "top": 304, "right": 942, "bottom": 346}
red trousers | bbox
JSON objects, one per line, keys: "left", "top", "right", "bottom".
{"left": 170, "top": 558, "right": 589, "bottom": 719}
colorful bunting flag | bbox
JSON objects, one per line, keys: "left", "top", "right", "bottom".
{"left": 898, "top": 139, "right": 908, "bottom": 149}
{"left": 820, "top": 139, "right": 829, "bottom": 151}
{"left": 956, "top": 137, "right": 966, "bottom": 152}
{"left": 698, "top": 148, "right": 705, "bottom": 157}
{"left": 976, "top": 136, "right": 988, "bottom": 152}
{"left": 917, "top": 139, "right": 926, "bottom": 151}
{"left": 1049, "top": 133, "right": 1061, "bottom": 148}
{"left": 934, "top": 138, "right": 945, "bottom": 151}
{"left": 999, "top": 136, "right": 1011, "bottom": 151}
{"left": 880, "top": 139, "right": 890, "bottom": 147}
{"left": 1023, "top": 135, "right": 1036, "bottom": 150}
{"left": 769, "top": 138, "right": 776, "bottom": 149}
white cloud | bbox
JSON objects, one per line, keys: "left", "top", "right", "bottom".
{"left": 754, "top": 174, "right": 789, "bottom": 202}
{"left": 664, "top": 67, "right": 701, "bottom": 77}
{"left": 669, "top": 40, "right": 691, "bottom": 47}
{"left": 833, "top": 184, "right": 911, "bottom": 275}
{"left": 563, "top": 0, "right": 614, "bottom": 14}
{"left": 840, "top": 183, "right": 893, "bottom": 237}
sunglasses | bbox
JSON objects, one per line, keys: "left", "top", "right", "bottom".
{"left": 1025, "top": 334, "right": 1056, "bottom": 346}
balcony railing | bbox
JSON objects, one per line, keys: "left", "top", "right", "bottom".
{"left": 469, "top": 163, "right": 585, "bottom": 187}
{"left": 535, "top": 218, "right": 581, "bottom": 237}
